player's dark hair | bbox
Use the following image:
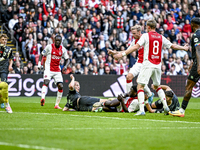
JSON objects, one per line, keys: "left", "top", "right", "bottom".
{"left": 131, "top": 85, "right": 137, "bottom": 93}
{"left": 165, "top": 91, "right": 174, "bottom": 98}
{"left": 191, "top": 17, "right": 200, "bottom": 25}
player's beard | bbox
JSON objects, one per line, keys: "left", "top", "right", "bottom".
{"left": 55, "top": 44, "right": 60, "bottom": 48}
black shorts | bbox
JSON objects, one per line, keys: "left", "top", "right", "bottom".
{"left": 188, "top": 63, "right": 200, "bottom": 83}
{"left": 78, "top": 96, "right": 100, "bottom": 111}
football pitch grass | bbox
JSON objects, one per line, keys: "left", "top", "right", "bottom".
{"left": 1, "top": 97, "right": 200, "bottom": 150}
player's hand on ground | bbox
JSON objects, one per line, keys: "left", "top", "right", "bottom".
{"left": 70, "top": 74, "right": 74, "bottom": 79}
{"left": 117, "top": 94, "right": 124, "bottom": 102}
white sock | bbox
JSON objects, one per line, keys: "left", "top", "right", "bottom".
{"left": 41, "top": 85, "right": 47, "bottom": 99}
{"left": 5, "top": 102, "right": 10, "bottom": 108}
{"left": 138, "top": 90, "right": 144, "bottom": 112}
{"left": 157, "top": 87, "right": 168, "bottom": 109}
{"left": 55, "top": 90, "right": 63, "bottom": 106}
{"left": 126, "top": 80, "right": 133, "bottom": 93}
{"left": 144, "top": 85, "right": 152, "bottom": 97}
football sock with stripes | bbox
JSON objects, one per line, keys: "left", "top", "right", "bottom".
{"left": 144, "top": 85, "right": 152, "bottom": 97}
{"left": 55, "top": 89, "right": 63, "bottom": 106}
{"left": 156, "top": 87, "right": 168, "bottom": 109}
{"left": 137, "top": 90, "right": 145, "bottom": 112}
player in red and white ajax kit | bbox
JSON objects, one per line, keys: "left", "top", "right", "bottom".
{"left": 38, "top": 35, "right": 70, "bottom": 109}
{"left": 126, "top": 25, "right": 154, "bottom": 103}
{"left": 112, "top": 20, "right": 189, "bottom": 115}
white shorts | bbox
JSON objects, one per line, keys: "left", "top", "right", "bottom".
{"left": 43, "top": 70, "right": 63, "bottom": 85}
{"left": 129, "top": 62, "right": 142, "bottom": 77}
{"left": 137, "top": 67, "right": 161, "bottom": 86}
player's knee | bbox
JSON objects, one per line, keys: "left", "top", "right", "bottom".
{"left": 57, "top": 83, "right": 63, "bottom": 90}
{"left": 126, "top": 73, "right": 133, "bottom": 81}
{"left": 44, "top": 80, "right": 49, "bottom": 86}
{"left": 153, "top": 85, "right": 159, "bottom": 90}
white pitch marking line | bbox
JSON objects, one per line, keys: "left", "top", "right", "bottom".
{"left": 1, "top": 111, "right": 200, "bottom": 125}
{"left": 0, "top": 127, "right": 200, "bottom": 130}
{"left": 0, "top": 141, "right": 64, "bottom": 150}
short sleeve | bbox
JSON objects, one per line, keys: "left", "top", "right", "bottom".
{"left": 42, "top": 44, "right": 51, "bottom": 56}
{"left": 62, "top": 46, "right": 69, "bottom": 59}
{"left": 193, "top": 32, "right": 200, "bottom": 47}
{"left": 162, "top": 35, "right": 172, "bottom": 49}
{"left": 137, "top": 33, "right": 147, "bottom": 46}
{"left": 128, "top": 99, "right": 139, "bottom": 113}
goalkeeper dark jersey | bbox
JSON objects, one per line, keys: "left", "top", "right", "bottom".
{"left": 65, "top": 89, "right": 81, "bottom": 110}
{"left": 0, "top": 46, "right": 13, "bottom": 73}
{"left": 153, "top": 91, "right": 180, "bottom": 113}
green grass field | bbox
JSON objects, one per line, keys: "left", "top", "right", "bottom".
{"left": 1, "top": 97, "right": 200, "bottom": 150}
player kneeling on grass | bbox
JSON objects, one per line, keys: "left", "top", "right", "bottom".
{"left": 0, "top": 81, "right": 12, "bottom": 113}
{"left": 145, "top": 85, "right": 180, "bottom": 114}
{"left": 63, "top": 74, "right": 108, "bottom": 111}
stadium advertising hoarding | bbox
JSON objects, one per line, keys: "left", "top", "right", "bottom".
{"left": 7, "top": 74, "right": 198, "bottom": 97}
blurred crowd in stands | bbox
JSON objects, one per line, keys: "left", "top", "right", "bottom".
{"left": 0, "top": 0, "right": 199, "bottom": 75}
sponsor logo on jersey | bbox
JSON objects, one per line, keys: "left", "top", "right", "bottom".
{"left": 194, "top": 38, "right": 198, "bottom": 43}
{"left": 151, "top": 55, "right": 160, "bottom": 59}
{"left": 52, "top": 55, "right": 61, "bottom": 59}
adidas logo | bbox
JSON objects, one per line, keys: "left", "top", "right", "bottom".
{"left": 192, "top": 80, "right": 200, "bottom": 98}
{"left": 103, "top": 76, "right": 127, "bottom": 97}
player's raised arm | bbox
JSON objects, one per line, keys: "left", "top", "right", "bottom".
{"left": 69, "top": 74, "right": 75, "bottom": 91}
{"left": 170, "top": 43, "right": 189, "bottom": 51}
{"left": 113, "top": 43, "right": 140, "bottom": 60}
{"left": 117, "top": 94, "right": 129, "bottom": 112}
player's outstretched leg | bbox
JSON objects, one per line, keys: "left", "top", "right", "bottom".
{"left": 54, "top": 83, "right": 63, "bottom": 109}
{"left": 169, "top": 79, "right": 196, "bottom": 117}
{"left": 0, "top": 82, "right": 12, "bottom": 113}
{"left": 155, "top": 86, "right": 169, "bottom": 115}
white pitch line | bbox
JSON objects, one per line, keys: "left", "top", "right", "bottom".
{"left": 1, "top": 111, "right": 200, "bottom": 125}
{"left": 0, "top": 127, "right": 200, "bottom": 131}
{"left": 0, "top": 141, "right": 64, "bottom": 150}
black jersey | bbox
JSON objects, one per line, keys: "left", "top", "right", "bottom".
{"left": 154, "top": 91, "right": 180, "bottom": 113}
{"left": 191, "top": 29, "right": 200, "bottom": 64}
{"left": 188, "top": 29, "right": 200, "bottom": 82}
{"left": 0, "top": 46, "right": 13, "bottom": 73}
{"left": 65, "top": 89, "right": 81, "bottom": 110}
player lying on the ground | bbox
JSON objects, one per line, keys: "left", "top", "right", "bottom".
{"left": 62, "top": 74, "right": 107, "bottom": 111}
{"left": 0, "top": 81, "right": 12, "bottom": 113}
{"left": 92, "top": 85, "right": 149, "bottom": 113}
{"left": 145, "top": 85, "right": 180, "bottom": 113}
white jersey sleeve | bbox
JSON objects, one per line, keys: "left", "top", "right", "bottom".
{"left": 128, "top": 39, "right": 136, "bottom": 49}
{"left": 137, "top": 33, "right": 148, "bottom": 46}
{"left": 162, "top": 35, "right": 172, "bottom": 49}
{"left": 42, "top": 44, "right": 51, "bottom": 56}
{"left": 62, "top": 46, "right": 69, "bottom": 59}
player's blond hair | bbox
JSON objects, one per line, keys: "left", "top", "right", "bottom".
{"left": 0, "top": 34, "right": 8, "bottom": 39}
{"left": 131, "top": 25, "right": 142, "bottom": 31}
{"left": 147, "top": 19, "right": 157, "bottom": 29}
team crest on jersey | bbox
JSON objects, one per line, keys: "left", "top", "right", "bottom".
{"left": 194, "top": 38, "right": 198, "bottom": 43}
